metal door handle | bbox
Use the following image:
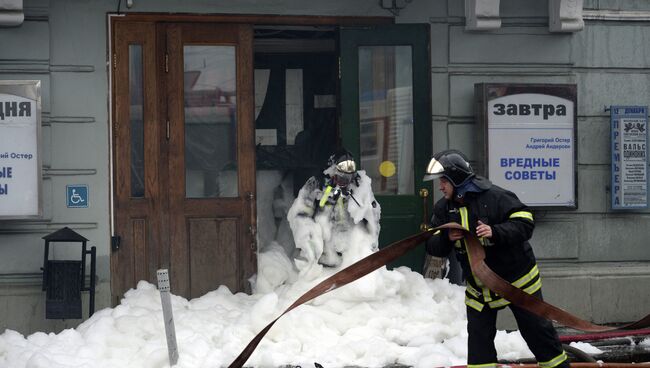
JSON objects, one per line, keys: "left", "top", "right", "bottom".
{"left": 247, "top": 192, "right": 257, "bottom": 251}
{"left": 419, "top": 188, "right": 432, "bottom": 231}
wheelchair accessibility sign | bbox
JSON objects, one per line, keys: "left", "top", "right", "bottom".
{"left": 66, "top": 185, "right": 88, "bottom": 208}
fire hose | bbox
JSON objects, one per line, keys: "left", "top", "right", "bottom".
{"left": 448, "top": 364, "right": 647, "bottom": 368}
{"left": 559, "top": 329, "right": 650, "bottom": 343}
{"left": 228, "top": 223, "right": 650, "bottom": 368}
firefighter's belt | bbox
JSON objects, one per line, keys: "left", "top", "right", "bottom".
{"left": 228, "top": 223, "right": 650, "bottom": 368}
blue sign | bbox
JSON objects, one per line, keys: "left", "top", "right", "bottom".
{"left": 611, "top": 106, "right": 648, "bottom": 209}
{"left": 66, "top": 185, "right": 88, "bottom": 208}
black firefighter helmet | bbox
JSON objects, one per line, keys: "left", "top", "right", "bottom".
{"left": 327, "top": 148, "right": 357, "bottom": 188}
{"left": 423, "top": 149, "right": 475, "bottom": 187}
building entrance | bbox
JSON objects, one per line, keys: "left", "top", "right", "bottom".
{"left": 110, "top": 16, "right": 431, "bottom": 302}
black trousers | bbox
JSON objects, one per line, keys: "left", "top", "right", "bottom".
{"left": 466, "top": 290, "right": 569, "bottom": 368}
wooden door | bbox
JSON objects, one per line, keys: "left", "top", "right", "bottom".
{"left": 165, "top": 23, "right": 256, "bottom": 298}
{"left": 112, "top": 22, "right": 165, "bottom": 303}
{"left": 111, "top": 21, "right": 256, "bottom": 301}
{"left": 340, "top": 24, "right": 432, "bottom": 272}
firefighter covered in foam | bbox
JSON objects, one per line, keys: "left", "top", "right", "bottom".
{"left": 287, "top": 149, "right": 381, "bottom": 283}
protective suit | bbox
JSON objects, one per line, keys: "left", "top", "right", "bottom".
{"left": 287, "top": 149, "right": 380, "bottom": 280}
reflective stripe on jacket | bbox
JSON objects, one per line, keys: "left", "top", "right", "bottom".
{"left": 425, "top": 177, "right": 539, "bottom": 309}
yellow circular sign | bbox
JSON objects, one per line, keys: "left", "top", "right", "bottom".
{"left": 379, "top": 161, "right": 396, "bottom": 177}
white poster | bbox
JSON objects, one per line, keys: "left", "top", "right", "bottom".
{"left": 0, "top": 81, "right": 42, "bottom": 218}
{"left": 487, "top": 92, "right": 575, "bottom": 207}
{"left": 611, "top": 106, "right": 648, "bottom": 209}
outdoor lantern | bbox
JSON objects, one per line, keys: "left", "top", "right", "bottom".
{"left": 41, "top": 227, "right": 96, "bottom": 319}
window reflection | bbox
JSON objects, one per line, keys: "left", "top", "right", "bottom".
{"left": 183, "top": 46, "right": 238, "bottom": 198}
{"left": 358, "top": 45, "right": 414, "bottom": 195}
{"left": 129, "top": 44, "right": 145, "bottom": 198}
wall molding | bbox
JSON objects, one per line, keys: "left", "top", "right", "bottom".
{"left": 583, "top": 9, "right": 650, "bottom": 21}
{"left": 0, "top": 61, "right": 49, "bottom": 73}
{"left": 540, "top": 262, "right": 650, "bottom": 277}
{"left": 46, "top": 116, "right": 96, "bottom": 124}
{"left": 0, "top": 222, "right": 98, "bottom": 234}
{"left": 50, "top": 65, "right": 95, "bottom": 73}
{"left": 0, "top": 61, "right": 95, "bottom": 73}
{"left": 43, "top": 168, "right": 97, "bottom": 176}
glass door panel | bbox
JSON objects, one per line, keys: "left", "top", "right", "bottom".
{"left": 183, "top": 46, "right": 238, "bottom": 198}
{"left": 129, "top": 44, "right": 145, "bottom": 198}
{"left": 358, "top": 45, "right": 414, "bottom": 195}
{"left": 340, "top": 24, "right": 431, "bottom": 272}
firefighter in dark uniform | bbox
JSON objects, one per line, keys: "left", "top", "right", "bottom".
{"left": 424, "top": 149, "right": 569, "bottom": 368}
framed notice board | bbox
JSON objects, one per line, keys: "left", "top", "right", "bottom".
{"left": 475, "top": 83, "right": 577, "bottom": 208}
{"left": 0, "top": 80, "right": 42, "bottom": 218}
{"left": 611, "top": 106, "right": 648, "bottom": 209}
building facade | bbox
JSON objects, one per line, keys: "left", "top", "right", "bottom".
{"left": 0, "top": 0, "right": 649, "bottom": 334}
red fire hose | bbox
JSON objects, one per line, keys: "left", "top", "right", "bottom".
{"left": 447, "top": 364, "right": 650, "bottom": 368}
{"left": 560, "top": 328, "right": 650, "bottom": 343}
{"left": 228, "top": 225, "right": 650, "bottom": 368}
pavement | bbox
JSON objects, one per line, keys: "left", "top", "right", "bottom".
{"left": 276, "top": 331, "right": 650, "bottom": 367}
{"left": 586, "top": 339, "right": 650, "bottom": 363}
{"left": 554, "top": 327, "right": 650, "bottom": 364}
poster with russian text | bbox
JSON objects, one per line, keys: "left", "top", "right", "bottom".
{"left": 611, "top": 106, "right": 648, "bottom": 209}
{"left": 0, "top": 81, "right": 42, "bottom": 218}
{"left": 487, "top": 89, "right": 575, "bottom": 207}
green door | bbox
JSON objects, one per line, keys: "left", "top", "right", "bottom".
{"left": 340, "top": 24, "right": 432, "bottom": 272}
